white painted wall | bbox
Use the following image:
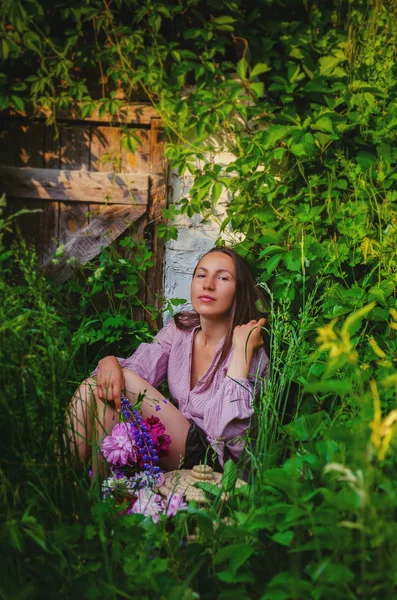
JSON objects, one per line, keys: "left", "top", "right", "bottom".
{"left": 163, "top": 151, "right": 240, "bottom": 324}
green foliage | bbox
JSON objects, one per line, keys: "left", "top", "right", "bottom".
{"left": 2, "top": 1, "right": 397, "bottom": 598}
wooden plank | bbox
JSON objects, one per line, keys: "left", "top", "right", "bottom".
{"left": 42, "top": 205, "right": 147, "bottom": 283}
{"left": 89, "top": 126, "right": 121, "bottom": 224}
{"left": 0, "top": 167, "right": 149, "bottom": 204}
{"left": 145, "top": 118, "right": 167, "bottom": 328}
{"left": 2, "top": 103, "right": 159, "bottom": 125}
{"left": 9, "top": 121, "right": 45, "bottom": 258}
{"left": 43, "top": 124, "right": 61, "bottom": 169}
{"left": 121, "top": 128, "right": 151, "bottom": 174}
{"left": 59, "top": 124, "right": 91, "bottom": 246}
{"left": 60, "top": 124, "right": 90, "bottom": 170}
{"left": 0, "top": 117, "right": 16, "bottom": 166}
{"left": 42, "top": 124, "right": 61, "bottom": 261}
{"left": 14, "top": 121, "right": 45, "bottom": 168}
{"left": 90, "top": 126, "right": 121, "bottom": 172}
{"left": 59, "top": 202, "right": 89, "bottom": 246}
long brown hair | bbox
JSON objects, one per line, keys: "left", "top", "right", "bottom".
{"left": 174, "top": 247, "right": 269, "bottom": 386}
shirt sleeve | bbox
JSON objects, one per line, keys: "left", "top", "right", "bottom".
{"left": 203, "top": 348, "right": 268, "bottom": 468}
{"left": 91, "top": 319, "right": 177, "bottom": 389}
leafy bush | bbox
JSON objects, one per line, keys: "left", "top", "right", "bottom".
{"left": 1, "top": 0, "right": 397, "bottom": 598}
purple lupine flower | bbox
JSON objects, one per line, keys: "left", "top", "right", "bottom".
{"left": 121, "top": 396, "right": 163, "bottom": 481}
{"left": 101, "top": 422, "right": 138, "bottom": 466}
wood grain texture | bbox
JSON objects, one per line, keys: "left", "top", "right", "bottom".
{"left": 42, "top": 124, "right": 61, "bottom": 259}
{"left": 0, "top": 167, "right": 149, "bottom": 204}
{"left": 145, "top": 117, "right": 167, "bottom": 328}
{"left": 42, "top": 205, "right": 147, "bottom": 283}
{"left": 90, "top": 126, "right": 121, "bottom": 172}
{"left": 3, "top": 103, "right": 159, "bottom": 125}
{"left": 0, "top": 117, "right": 15, "bottom": 166}
{"left": 8, "top": 121, "right": 46, "bottom": 258}
{"left": 121, "top": 128, "right": 150, "bottom": 174}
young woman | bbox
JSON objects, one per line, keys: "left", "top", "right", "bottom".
{"left": 70, "top": 247, "right": 268, "bottom": 472}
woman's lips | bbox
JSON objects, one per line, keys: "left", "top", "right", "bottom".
{"left": 199, "top": 296, "right": 215, "bottom": 302}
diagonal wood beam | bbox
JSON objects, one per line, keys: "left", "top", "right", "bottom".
{"left": 42, "top": 204, "right": 146, "bottom": 283}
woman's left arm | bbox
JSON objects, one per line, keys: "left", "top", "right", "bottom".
{"left": 203, "top": 318, "right": 268, "bottom": 466}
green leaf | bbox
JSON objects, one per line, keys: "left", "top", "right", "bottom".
{"left": 264, "top": 125, "right": 290, "bottom": 149}
{"left": 283, "top": 248, "right": 301, "bottom": 271}
{"left": 271, "top": 530, "right": 294, "bottom": 546}
{"left": 284, "top": 412, "right": 327, "bottom": 441}
{"left": 222, "top": 459, "right": 238, "bottom": 493}
{"left": 249, "top": 82, "right": 264, "bottom": 98}
{"left": 211, "top": 182, "right": 223, "bottom": 203}
{"left": 213, "top": 16, "right": 236, "bottom": 25}
{"left": 263, "top": 253, "right": 283, "bottom": 275}
{"left": 257, "top": 229, "right": 282, "bottom": 244}
{"left": 217, "top": 571, "right": 255, "bottom": 583}
{"left": 1, "top": 39, "right": 9, "bottom": 60}
{"left": 304, "top": 380, "right": 352, "bottom": 394}
{"left": 356, "top": 151, "right": 376, "bottom": 170}
{"left": 250, "top": 63, "right": 270, "bottom": 79}
{"left": 237, "top": 58, "right": 248, "bottom": 81}
{"left": 290, "top": 132, "right": 315, "bottom": 156}
{"left": 311, "top": 117, "right": 334, "bottom": 133}
{"left": 11, "top": 95, "right": 24, "bottom": 112}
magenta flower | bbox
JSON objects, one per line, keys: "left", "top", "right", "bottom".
{"left": 145, "top": 416, "right": 172, "bottom": 457}
{"left": 101, "top": 422, "right": 138, "bottom": 467}
{"left": 161, "top": 493, "right": 188, "bottom": 518}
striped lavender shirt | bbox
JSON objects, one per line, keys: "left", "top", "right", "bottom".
{"left": 94, "top": 318, "right": 268, "bottom": 466}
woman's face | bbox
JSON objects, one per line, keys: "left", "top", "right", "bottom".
{"left": 190, "top": 252, "right": 236, "bottom": 319}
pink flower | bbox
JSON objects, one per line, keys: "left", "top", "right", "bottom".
{"left": 161, "top": 493, "right": 188, "bottom": 518}
{"left": 101, "top": 422, "right": 138, "bottom": 467}
{"left": 128, "top": 487, "right": 163, "bottom": 522}
{"left": 144, "top": 416, "right": 172, "bottom": 457}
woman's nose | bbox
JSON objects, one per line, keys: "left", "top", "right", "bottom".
{"left": 203, "top": 277, "right": 215, "bottom": 290}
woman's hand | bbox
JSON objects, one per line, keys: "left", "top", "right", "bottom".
{"left": 232, "top": 318, "right": 266, "bottom": 356}
{"left": 96, "top": 356, "right": 125, "bottom": 412}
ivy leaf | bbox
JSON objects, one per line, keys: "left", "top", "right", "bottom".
{"left": 249, "top": 82, "right": 264, "bottom": 98}
{"left": 1, "top": 39, "right": 9, "bottom": 60}
{"left": 212, "top": 15, "right": 236, "bottom": 25}
{"left": 11, "top": 95, "right": 24, "bottom": 112}
{"left": 236, "top": 58, "right": 248, "bottom": 81}
{"left": 250, "top": 63, "right": 270, "bottom": 79}
{"left": 257, "top": 229, "right": 282, "bottom": 244}
{"left": 283, "top": 248, "right": 301, "bottom": 271}
{"left": 263, "top": 253, "right": 283, "bottom": 275}
{"left": 211, "top": 182, "right": 223, "bottom": 203}
{"left": 263, "top": 125, "right": 290, "bottom": 149}
{"left": 311, "top": 117, "right": 334, "bottom": 133}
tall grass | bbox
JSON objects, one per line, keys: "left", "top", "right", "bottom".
{"left": 2, "top": 211, "right": 397, "bottom": 598}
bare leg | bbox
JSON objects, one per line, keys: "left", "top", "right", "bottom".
{"left": 67, "top": 377, "right": 118, "bottom": 475}
{"left": 122, "top": 369, "right": 191, "bottom": 470}
{"left": 68, "top": 371, "right": 191, "bottom": 472}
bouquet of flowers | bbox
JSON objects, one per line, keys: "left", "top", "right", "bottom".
{"left": 100, "top": 396, "right": 187, "bottom": 522}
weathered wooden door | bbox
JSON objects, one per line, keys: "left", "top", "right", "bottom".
{"left": 0, "top": 104, "right": 166, "bottom": 322}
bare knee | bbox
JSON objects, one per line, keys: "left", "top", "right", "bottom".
{"left": 72, "top": 377, "right": 99, "bottom": 408}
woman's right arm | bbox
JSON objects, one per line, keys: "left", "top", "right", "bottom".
{"left": 92, "top": 319, "right": 177, "bottom": 411}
